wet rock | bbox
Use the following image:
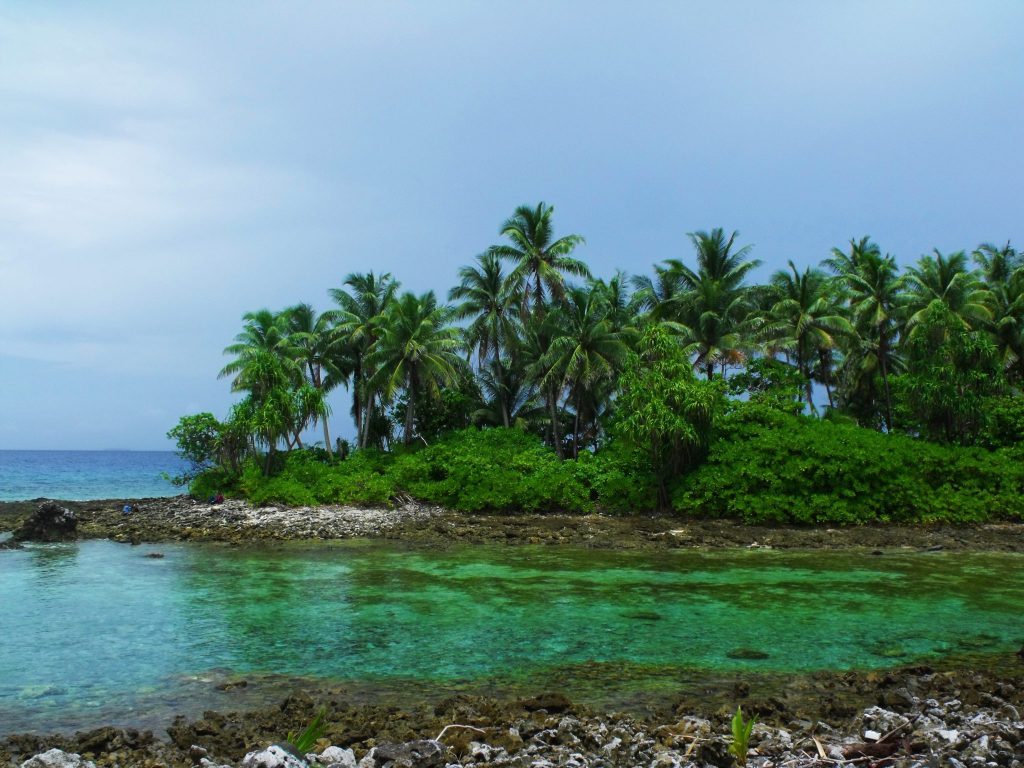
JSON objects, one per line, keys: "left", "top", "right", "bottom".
{"left": 19, "top": 749, "right": 95, "bottom": 768}
{"left": 242, "top": 743, "right": 309, "bottom": 768}
{"left": 356, "top": 739, "right": 445, "bottom": 768}
{"left": 13, "top": 502, "right": 77, "bottom": 542}
{"left": 726, "top": 648, "right": 770, "bottom": 660}
{"left": 519, "top": 693, "right": 573, "bottom": 713}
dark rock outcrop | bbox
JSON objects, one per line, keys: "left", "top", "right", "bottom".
{"left": 12, "top": 502, "right": 77, "bottom": 542}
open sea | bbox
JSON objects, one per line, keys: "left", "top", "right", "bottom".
{"left": 0, "top": 451, "right": 187, "bottom": 502}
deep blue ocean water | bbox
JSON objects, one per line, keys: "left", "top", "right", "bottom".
{"left": 0, "top": 451, "right": 187, "bottom": 501}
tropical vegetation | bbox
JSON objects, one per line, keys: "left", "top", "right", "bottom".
{"left": 172, "top": 205, "right": 1024, "bottom": 523}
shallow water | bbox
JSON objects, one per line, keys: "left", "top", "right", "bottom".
{"left": 1, "top": 540, "right": 1022, "bottom": 734}
{"left": 0, "top": 450, "right": 185, "bottom": 501}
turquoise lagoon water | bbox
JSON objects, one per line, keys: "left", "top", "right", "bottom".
{"left": 1, "top": 540, "right": 1022, "bottom": 734}
{"left": 0, "top": 450, "right": 186, "bottom": 501}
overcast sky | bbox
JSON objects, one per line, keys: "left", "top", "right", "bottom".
{"left": 2, "top": 1, "right": 1022, "bottom": 449}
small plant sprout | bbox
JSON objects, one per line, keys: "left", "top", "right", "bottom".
{"left": 286, "top": 707, "right": 327, "bottom": 754}
{"left": 728, "top": 705, "right": 755, "bottom": 766}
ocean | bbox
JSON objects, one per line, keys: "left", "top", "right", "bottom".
{"left": 0, "top": 450, "right": 188, "bottom": 502}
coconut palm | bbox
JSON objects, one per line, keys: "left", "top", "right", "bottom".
{"left": 538, "top": 288, "right": 632, "bottom": 457}
{"left": 656, "top": 229, "right": 761, "bottom": 378}
{"left": 900, "top": 250, "right": 992, "bottom": 339}
{"left": 448, "top": 252, "right": 519, "bottom": 369}
{"left": 282, "top": 303, "right": 348, "bottom": 455}
{"left": 366, "top": 291, "right": 467, "bottom": 445}
{"left": 759, "top": 262, "right": 854, "bottom": 411}
{"left": 473, "top": 355, "right": 542, "bottom": 429}
{"left": 488, "top": 202, "right": 589, "bottom": 317}
{"left": 827, "top": 241, "right": 901, "bottom": 429}
{"left": 219, "top": 309, "right": 294, "bottom": 398}
{"left": 330, "top": 272, "right": 399, "bottom": 448}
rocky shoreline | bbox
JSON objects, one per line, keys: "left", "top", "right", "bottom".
{"left": 5, "top": 664, "right": 1024, "bottom": 767}
{"left": 2, "top": 496, "right": 1024, "bottom": 551}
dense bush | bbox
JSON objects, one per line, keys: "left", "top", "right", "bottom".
{"left": 674, "top": 403, "right": 1024, "bottom": 524}
{"left": 208, "top": 428, "right": 660, "bottom": 514}
{"left": 195, "top": 419, "right": 1024, "bottom": 524}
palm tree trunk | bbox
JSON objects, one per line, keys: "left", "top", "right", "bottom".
{"left": 360, "top": 395, "right": 374, "bottom": 449}
{"left": 879, "top": 335, "right": 894, "bottom": 432}
{"left": 322, "top": 417, "right": 332, "bottom": 457}
{"left": 803, "top": 365, "right": 816, "bottom": 414}
{"left": 572, "top": 389, "right": 581, "bottom": 459}
{"left": 548, "top": 383, "right": 563, "bottom": 459}
{"left": 404, "top": 372, "right": 415, "bottom": 445}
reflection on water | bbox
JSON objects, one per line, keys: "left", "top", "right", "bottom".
{"left": 1, "top": 540, "right": 1023, "bottom": 734}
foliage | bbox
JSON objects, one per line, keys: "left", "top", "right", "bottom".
{"left": 287, "top": 708, "right": 327, "bottom": 754}
{"left": 615, "top": 326, "right": 724, "bottom": 508}
{"left": 675, "top": 402, "right": 1024, "bottom": 524}
{"left": 894, "top": 303, "right": 1004, "bottom": 443}
{"left": 728, "top": 706, "right": 755, "bottom": 767}
{"left": 167, "top": 413, "right": 223, "bottom": 485}
{"left": 726, "top": 357, "right": 804, "bottom": 415}
{"left": 180, "top": 204, "right": 1024, "bottom": 522}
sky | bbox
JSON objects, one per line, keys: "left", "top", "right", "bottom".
{"left": 1, "top": 1, "right": 1022, "bottom": 449}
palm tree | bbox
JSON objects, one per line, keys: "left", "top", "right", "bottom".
{"left": 219, "top": 309, "right": 293, "bottom": 399}
{"left": 827, "top": 239, "right": 900, "bottom": 429}
{"left": 538, "top": 288, "right": 632, "bottom": 457}
{"left": 366, "top": 291, "right": 466, "bottom": 445}
{"left": 282, "top": 303, "right": 348, "bottom": 455}
{"left": 448, "top": 252, "right": 519, "bottom": 369}
{"left": 330, "top": 272, "right": 399, "bottom": 448}
{"left": 973, "top": 241, "right": 1022, "bottom": 285}
{"left": 972, "top": 241, "right": 1024, "bottom": 384}
{"left": 219, "top": 309, "right": 308, "bottom": 465}
{"left": 759, "top": 262, "right": 854, "bottom": 411}
{"left": 488, "top": 202, "right": 589, "bottom": 318}
{"left": 824, "top": 236, "right": 882, "bottom": 283}
{"left": 657, "top": 228, "right": 761, "bottom": 379}
{"left": 901, "top": 250, "right": 992, "bottom": 339}
{"left": 473, "top": 355, "right": 542, "bottom": 429}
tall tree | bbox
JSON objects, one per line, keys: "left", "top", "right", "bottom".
{"left": 759, "top": 262, "right": 853, "bottom": 411}
{"left": 448, "top": 252, "right": 519, "bottom": 369}
{"left": 488, "top": 202, "right": 589, "bottom": 318}
{"left": 330, "top": 272, "right": 399, "bottom": 448}
{"left": 538, "top": 287, "right": 632, "bottom": 457}
{"left": 658, "top": 228, "right": 761, "bottom": 379}
{"left": 282, "top": 303, "right": 348, "bottom": 455}
{"left": 366, "top": 291, "right": 466, "bottom": 445}
{"left": 901, "top": 250, "right": 992, "bottom": 339}
{"left": 827, "top": 239, "right": 901, "bottom": 429}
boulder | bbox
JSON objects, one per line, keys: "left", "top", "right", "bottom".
{"left": 356, "top": 740, "right": 445, "bottom": 768}
{"left": 13, "top": 502, "right": 77, "bottom": 542}
{"left": 242, "top": 744, "right": 309, "bottom": 768}
{"left": 310, "top": 746, "right": 356, "bottom": 768}
{"left": 20, "top": 749, "right": 95, "bottom": 768}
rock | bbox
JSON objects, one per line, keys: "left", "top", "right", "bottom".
{"left": 357, "top": 740, "right": 445, "bottom": 768}
{"left": 519, "top": 693, "right": 574, "bottom": 713}
{"left": 311, "top": 746, "right": 357, "bottom": 768}
{"left": 726, "top": 648, "right": 770, "bottom": 660}
{"left": 13, "top": 502, "right": 77, "bottom": 542}
{"left": 190, "top": 744, "right": 209, "bottom": 761}
{"left": 20, "top": 749, "right": 95, "bottom": 768}
{"left": 242, "top": 744, "right": 309, "bottom": 768}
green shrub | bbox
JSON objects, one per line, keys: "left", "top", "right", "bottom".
{"left": 674, "top": 402, "right": 1024, "bottom": 524}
